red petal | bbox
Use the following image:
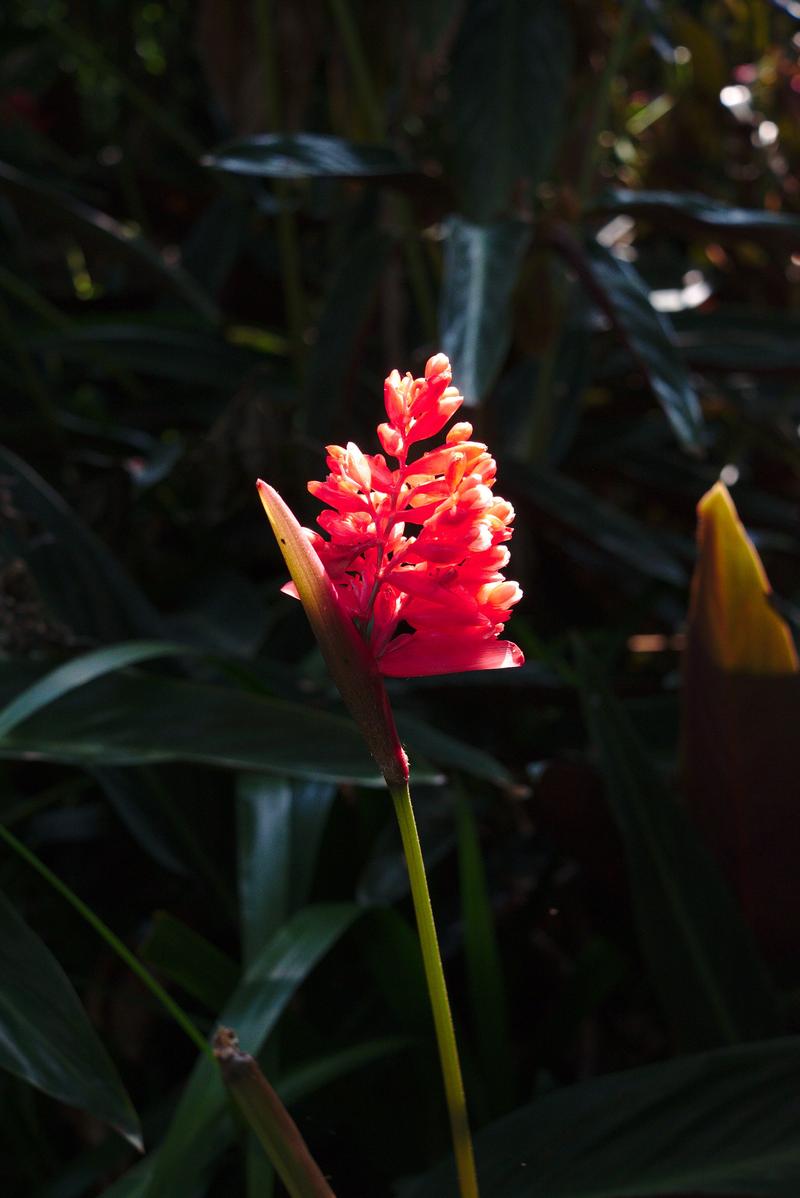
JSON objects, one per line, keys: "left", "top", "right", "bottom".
{"left": 378, "top": 633, "right": 524, "bottom": 676}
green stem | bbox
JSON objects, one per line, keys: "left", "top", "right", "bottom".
{"left": 0, "top": 822, "right": 212, "bottom": 1060}
{"left": 326, "top": 0, "right": 437, "bottom": 341}
{"left": 254, "top": 0, "right": 307, "bottom": 385}
{"left": 389, "top": 782, "right": 479, "bottom": 1198}
{"left": 577, "top": 0, "right": 638, "bottom": 206}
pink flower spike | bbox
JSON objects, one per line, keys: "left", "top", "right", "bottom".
{"left": 261, "top": 353, "right": 523, "bottom": 686}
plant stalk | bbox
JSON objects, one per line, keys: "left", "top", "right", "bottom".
{"left": 389, "top": 782, "right": 479, "bottom": 1198}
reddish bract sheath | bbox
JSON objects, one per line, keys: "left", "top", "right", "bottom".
{"left": 293, "top": 353, "right": 524, "bottom": 677}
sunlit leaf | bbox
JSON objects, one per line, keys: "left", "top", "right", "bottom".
{"left": 689, "top": 482, "right": 798, "bottom": 673}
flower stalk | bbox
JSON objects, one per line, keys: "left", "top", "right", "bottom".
{"left": 390, "top": 781, "right": 480, "bottom": 1198}
{"left": 257, "top": 355, "right": 523, "bottom": 1195}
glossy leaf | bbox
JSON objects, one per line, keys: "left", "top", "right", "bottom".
{"left": 449, "top": 0, "right": 571, "bottom": 219}
{"left": 0, "top": 446, "right": 163, "bottom": 641}
{"left": 0, "top": 161, "right": 217, "bottom": 322}
{"left": 575, "top": 642, "right": 777, "bottom": 1048}
{"left": 0, "top": 888, "right": 141, "bottom": 1148}
{"left": 583, "top": 242, "right": 705, "bottom": 452}
{"left": 0, "top": 659, "right": 444, "bottom": 786}
{"left": 402, "top": 1036, "right": 800, "bottom": 1197}
{"left": 439, "top": 217, "right": 530, "bottom": 408}
{"left": 205, "top": 133, "right": 413, "bottom": 179}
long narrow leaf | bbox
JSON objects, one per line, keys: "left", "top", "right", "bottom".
{"left": 402, "top": 1036, "right": 800, "bottom": 1197}
{"left": 0, "top": 888, "right": 141, "bottom": 1149}
{"left": 575, "top": 642, "right": 777, "bottom": 1048}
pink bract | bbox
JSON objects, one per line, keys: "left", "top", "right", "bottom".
{"left": 291, "top": 353, "right": 524, "bottom": 677}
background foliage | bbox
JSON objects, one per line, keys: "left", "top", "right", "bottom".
{"left": 2, "top": 1, "right": 800, "bottom": 1195}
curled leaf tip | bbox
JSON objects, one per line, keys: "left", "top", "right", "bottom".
{"left": 691, "top": 480, "right": 798, "bottom": 675}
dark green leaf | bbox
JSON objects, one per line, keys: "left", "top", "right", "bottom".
{"left": 205, "top": 134, "right": 413, "bottom": 179}
{"left": 449, "top": 0, "right": 571, "bottom": 219}
{"left": 0, "top": 161, "right": 218, "bottom": 322}
{"left": 439, "top": 217, "right": 530, "bottom": 407}
{"left": 582, "top": 242, "right": 705, "bottom": 452}
{"left": 595, "top": 188, "right": 800, "bottom": 247}
{"left": 140, "top": 914, "right": 238, "bottom": 1012}
{"left": 0, "top": 660, "right": 444, "bottom": 787}
{"left": 0, "top": 446, "right": 163, "bottom": 641}
{"left": 505, "top": 462, "right": 689, "bottom": 587}
{"left": 575, "top": 643, "right": 777, "bottom": 1048}
{"left": 402, "top": 1036, "right": 800, "bottom": 1197}
{"left": 142, "top": 903, "right": 360, "bottom": 1198}
{"left": 673, "top": 307, "right": 800, "bottom": 373}
{"left": 456, "top": 794, "right": 513, "bottom": 1115}
{"left": 0, "top": 660, "right": 423, "bottom": 786}
{"left": 27, "top": 324, "right": 266, "bottom": 387}
{"left": 0, "top": 641, "right": 192, "bottom": 739}
{"left": 304, "top": 231, "right": 393, "bottom": 438}
{"left": 395, "top": 712, "right": 510, "bottom": 787}
{"left": 237, "top": 775, "right": 292, "bottom": 965}
{"left": 0, "top": 888, "right": 141, "bottom": 1149}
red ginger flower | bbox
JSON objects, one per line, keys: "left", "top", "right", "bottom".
{"left": 290, "top": 354, "right": 524, "bottom": 677}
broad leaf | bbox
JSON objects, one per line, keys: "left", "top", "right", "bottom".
{"left": 0, "top": 641, "right": 192, "bottom": 739}
{"left": 440, "top": 217, "right": 530, "bottom": 408}
{"left": 582, "top": 242, "right": 705, "bottom": 452}
{"left": 0, "top": 660, "right": 443, "bottom": 786}
{"left": 205, "top": 134, "right": 413, "bottom": 179}
{"left": 0, "top": 888, "right": 141, "bottom": 1148}
{"left": 575, "top": 643, "right": 777, "bottom": 1049}
{"left": 448, "top": 0, "right": 571, "bottom": 219}
{"left": 402, "top": 1036, "right": 800, "bottom": 1196}
{"left": 140, "top": 915, "right": 238, "bottom": 1012}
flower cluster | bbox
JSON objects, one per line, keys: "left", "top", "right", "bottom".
{"left": 291, "top": 354, "right": 523, "bottom": 677}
